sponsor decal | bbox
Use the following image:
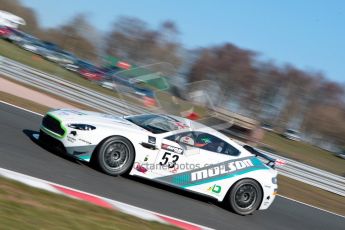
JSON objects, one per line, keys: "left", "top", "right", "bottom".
{"left": 78, "top": 139, "right": 92, "bottom": 145}
{"left": 161, "top": 144, "right": 183, "bottom": 154}
{"left": 156, "top": 157, "right": 267, "bottom": 187}
{"left": 191, "top": 159, "right": 254, "bottom": 182}
{"left": 134, "top": 162, "right": 148, "bottom": 173}
{"left": 67, "top": 136, "right": 76, "bottom": 143}
{"left": 208, "top": 184, "right": 221, "bottom": 194}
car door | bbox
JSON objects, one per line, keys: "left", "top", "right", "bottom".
{"left": 153, "top": 131, "right": 238, "bottom": 175}
{"left": 152, "top": 131, "right": 199, "bottom": 177}
{"left": 153, "top": 131, "right": 241, "bottom": 189}
{"left": 153, "top": 139, "right": 186, "bottom": 176}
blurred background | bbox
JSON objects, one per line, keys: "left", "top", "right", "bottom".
{"left": 1, "top": 0, "right": 344, "bottom": 155}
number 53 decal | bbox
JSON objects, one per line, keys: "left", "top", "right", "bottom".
{"left": 159, "top": 152, "right": 179, "bottom": 168}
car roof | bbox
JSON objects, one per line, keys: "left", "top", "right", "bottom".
{"left": 157, "top": 114, "right": 233, "bottom": 141}
{"left": 166, "top": 115, "right": 246, "bottom": 152}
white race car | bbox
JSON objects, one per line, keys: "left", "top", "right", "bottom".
{"left": 39, "top": 109, "right": 278, "bottom": 215}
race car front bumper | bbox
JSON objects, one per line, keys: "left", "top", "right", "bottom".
{"left": 40, "top": 114, "right": 96, "bottom": 162}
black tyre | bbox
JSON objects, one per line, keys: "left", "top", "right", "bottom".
{"left": 94, "top": 136, "right": 135, "bottom": 176}
{"left": 227, "top": 179, "right": 263, "bottom": 215}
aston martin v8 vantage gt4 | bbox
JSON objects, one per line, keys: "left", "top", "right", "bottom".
{"left": 39, "top": 109, "right": 278, "bottom": 215}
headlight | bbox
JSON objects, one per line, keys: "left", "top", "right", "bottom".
{"left": 67, "top": 124, "right": 96, "bottom": 131}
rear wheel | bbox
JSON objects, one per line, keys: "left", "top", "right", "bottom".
{"left": 227, "top": 179, "right": 262, "bottom": 215}
{"left": 94, "top": 136, "right": 135, "bottom": 176}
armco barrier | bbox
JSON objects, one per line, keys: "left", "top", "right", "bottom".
{"left": 258, "top": 149, "right": 345, "bottom": 196}
{"left": 0, "top": 56, "right": 150, "bottom": 115}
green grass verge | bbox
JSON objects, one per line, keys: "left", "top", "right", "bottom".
{"left": 278, "top": 175, "right": 345, "bottom": 216}
{"left": 0, "top": 177, "right": 178, "bottom": 230}
{"left": 261, "top": 132, "right": 345, "bottom": 176}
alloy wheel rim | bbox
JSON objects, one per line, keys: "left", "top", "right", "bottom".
{"left": 234, "top": 184, "right": 257, "bottom": 209}
{"left": 103, "top": 141, "right": 129, "bottom": 171}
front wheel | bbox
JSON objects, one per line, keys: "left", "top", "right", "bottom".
{"left": 94, "top": 136, "right": 135, "bottom": 176}
{"left": 227, "top": 179, "right": 263, "bottom": 215}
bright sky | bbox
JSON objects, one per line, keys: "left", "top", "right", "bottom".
{"left": 21, "top": 0, "right": 345, "bottom": 83}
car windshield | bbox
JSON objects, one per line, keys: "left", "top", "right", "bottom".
{"left": 125, "top": 114, "right": 187, "bottom": 134}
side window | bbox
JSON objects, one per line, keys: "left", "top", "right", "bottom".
{"left": 165, "top": 132, "right": 240, "bottom": 156}
{"left": 222, "top": 143, "right": 240, "bottom": 156}
{"left": 194, "top": 132, "right": 240, "bottom": 156}
{"left": 165, "top": 132, "right": 195, "bottom": 146}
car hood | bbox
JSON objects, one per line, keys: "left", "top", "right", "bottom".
{"left": 47, "top": 109, "right": 144, "bottom": 131}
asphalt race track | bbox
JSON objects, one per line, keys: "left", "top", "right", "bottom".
{"left": 0, "top": 102, "right": 344, "bottom": 230}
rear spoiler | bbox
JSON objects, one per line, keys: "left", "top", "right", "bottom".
{"left": 243, "top": 145, "right": 277, "bottom": 169}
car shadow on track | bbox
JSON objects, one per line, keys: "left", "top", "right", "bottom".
{"left": 22, "top": 129, "right": 83, "bottom": 165}
{"left": 125, "top": 176, "right": 249, "bottom": 216}
{"left": 22, "top": 129, "right": 234, "bottom": 214}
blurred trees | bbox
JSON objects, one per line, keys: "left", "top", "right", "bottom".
{"left": 41, "top": 14, "right": 98, "bottom": 61}
{"left": 188, "top": 43, "right": 257, "bottom": 108}
{"left": 187, "top": 44, "right": 345, "bottom": 146}
{"left": 304, "top": 105, "right": 345, "bottom": 146}
{"left": 301, "top": 80, "right": 345, "bottom": 146}
{"left": 105, "top": 16, "right": 181, "bottom": 67}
